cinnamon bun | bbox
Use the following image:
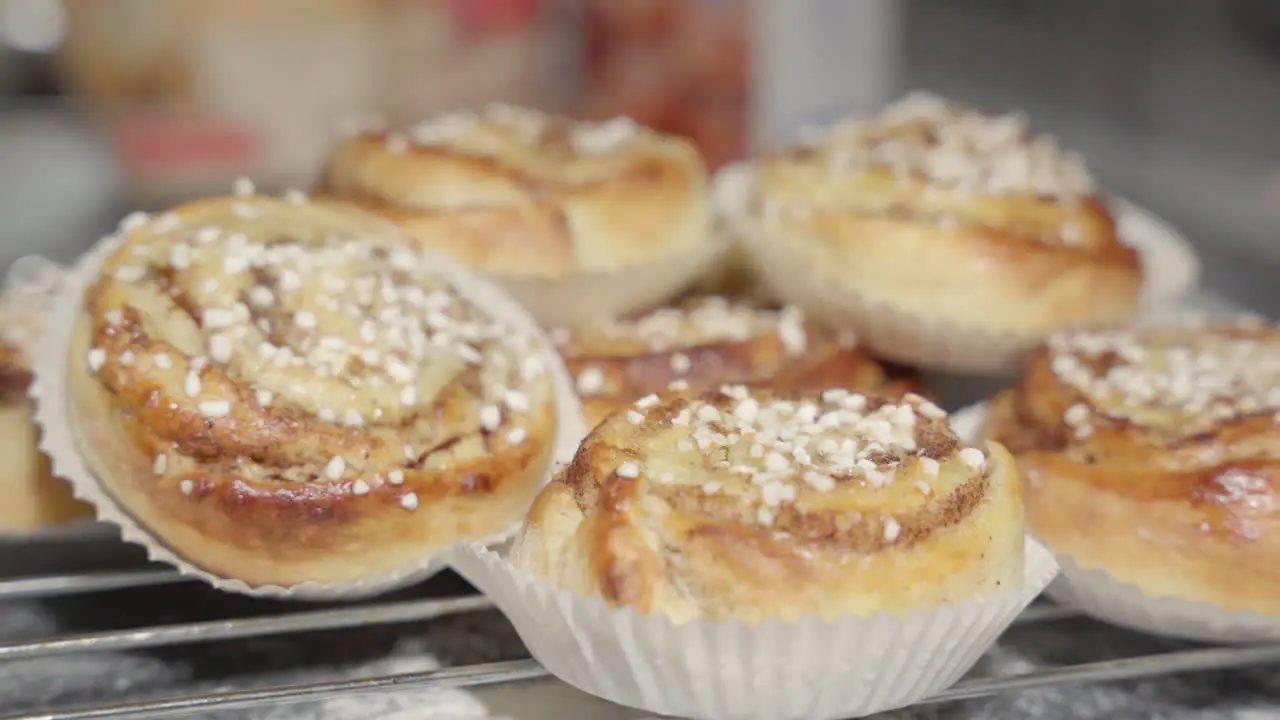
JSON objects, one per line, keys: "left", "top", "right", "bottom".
{"left": 319, "top": 106, "right": 717, "bottom": 326}
{"left": 985, "top": 323, "right": 1280, "bottom": 615}
{"left": 737, "top": 92, "right": 1142, "bottom": 373}
{"left": 0, "top": 262, "right": 92, "bottom": 532}
{"left": 67, "top": 194, "right": 559, "bottom": 587}
{"left": 514, "top": 387, "right": 1024, "bottom": 624}
{"left": 556, "top": 296, "right": 924, "bottom": 428}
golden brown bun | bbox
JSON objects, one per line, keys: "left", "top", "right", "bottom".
{"left": 0, "top": 267, "right": 93, "bottom": 533}
{"left": 0, "top": 391, "right": 93, "bottom": 533}
{"left": 69, "top": 195, "right": 557, "bottom": 587}
{"left": 745, "top": 92, "right": 1142, "bottom": 336}
{"left": 557, "top": 296, "right": 926, "bottom": 428}
{"left": 515, "top": 387, "right": 1024, "bottom": 624}
{"left": 985, "top": 323, "right": 1280, "bottom": 614}
{"left": 319, "top": 105, "right": 711, "bottom": 278}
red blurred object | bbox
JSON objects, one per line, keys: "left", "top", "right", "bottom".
{"left": 581, "top": 0, "right": 751, "bottom": 169}
{"left": 115, "top": 118, "right": 257, "bottom": 171}
{"left": 446, "top": 0, "right": 541, "bottom": 36}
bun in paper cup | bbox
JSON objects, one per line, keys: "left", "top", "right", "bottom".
{"left": 969, "top": 319, "right": 1280, "bottom": 643}
{"left": 717, "top": 94, "right": 1199, "bottom": 375}
{"left": 31, "top": 194, "right": 586, "bottom": 600}
{"left": 453, "top": 538, "right": 1057, "bottom": 720}
{"left": 321, "top": 106, "right": 723, "bottom": 328}
{"left": 452, "top": 387, "right": 1058, "bottom": 720}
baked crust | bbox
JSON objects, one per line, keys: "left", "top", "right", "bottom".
{"left": 0, "top": 265, "right": 93, "bottom": 532}
{"left": 319, "top": 106, "right": 711, "bottom": 278}
{"left": 557, "top": 296, "right": 925, "bottom": 427}
{"left": 68, "top": 195, "right": 557, "bottom": 587}
{"left": 515, "top": 387, "right": 1024, "bottom": 624}
{"left": 744, "top": 92, "right": 1142, "bottom": 335}
{"left": 0, "top": 396, "right": 91, "bottom": 533}
{"left": 984, "top": 323, "right": 1280, "bottom": 614}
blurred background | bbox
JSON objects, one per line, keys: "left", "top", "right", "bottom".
{"left": 0, "top": 0, "right": 1277, "bottom": 311}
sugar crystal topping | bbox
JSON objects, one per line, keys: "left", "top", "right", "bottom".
{"left": 562, "top": 297, "right": 809, "bottom": 358}
{"left": 618, "top": 387, "right": 983, "bottom": 531}
{"left": 348, "top": 103, "right": 644, "bottom": 158}
{"left": 85, "top": 187, "right": 549, "bottom": 505}
{"left": 801, "top": 91, "right": 1095, "bottom": 199}
{"left": 562, "top": 298, "right": 811, "bottom": 398}
{"left": 1048, "top": 326, "right": 1280, "bottom": 436}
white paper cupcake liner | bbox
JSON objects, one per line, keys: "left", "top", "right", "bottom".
{"left": 714, "top": 162, "right": 1203, "bottom": 376}
{"left": 738, "top": 225, "right": 1044, "bottom": 374}
{"left": 952, "top": 401, "right": 1280, "bottom": 645}
{"left": 1111, "top": 197, "right": 1201, "bottom": 310}
{"left": 30, "top": 223, "right": 587, "bottom": 600}
{"left": 1046, "top": 556, "right": 1280, "bottom": 645}
{"left": 948, "top": 402, "right": 990, "bottom": 446}
{"left": 494, "top": 234, "right": 728, "bottom": 329}
{"left": 449, "top": 539, "right": 1057, "bottom": 720}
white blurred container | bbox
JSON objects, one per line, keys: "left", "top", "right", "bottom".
{"left": 56, "top": 0, "right": 578, "bottom": 205}
{"left": 751, "top": 0, "right": 903, "bottom": 147}
{"left": 0, "top": 105, "right": 120, "bottom": 269}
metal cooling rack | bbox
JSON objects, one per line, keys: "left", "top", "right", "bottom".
{"left": 1, "top": 564, "right": 1278, "bottom": 720}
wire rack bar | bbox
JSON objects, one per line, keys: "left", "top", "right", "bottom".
{"left": 0, "top": 591, "right": 1075, "bottom": 664}
{"left": 923, "top": 642, "right": 1280, "bottom": 705}
{"left": 13, "top": 643, "right": 1280, "bottom": 720}
{"left": 7, "top": 660, "right": 546, "bottom": 720}
{"left": 0, "top": 566, "right": 1267, "bottom": 719}
{"left": 0, "top": 595, "right": 494, "bottom": 661}
{"left": 0, "top": 570, "right": 186, "bottom": 601}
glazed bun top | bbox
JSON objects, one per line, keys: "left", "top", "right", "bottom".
{"left": 77, "top": 193, "right": 557, "bottom": 496}
{"left": 1037, "top": 321, "right": 1280, "bottom": 441}
{"left": 751, "top": 91, "right": 1114, "bottom": 249}
{"left": 516, "top": 385, "right": 1025, "bottom": 623}
{"left": 321, "top": 104, "right": 711, "bottom": 277}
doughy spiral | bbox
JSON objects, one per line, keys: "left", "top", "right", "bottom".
{"left": 67, "top": 194, "right": 558, "bottom": 586}
{"left": 556, "top": 296, "right": 924, "bottom": 427}
{"left": 743, "top": 92, "right": 1142, "bottom": 340}
{"left": 320, "top": 105, "right": 710, "bottom": 278}
{"left": 515, "top": 386, "right": 1024, "bottom": 624}
{"left": 985, "top": 323, "right": 1280, "bottom": 613}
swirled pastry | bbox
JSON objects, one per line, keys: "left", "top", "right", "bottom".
{"left": 0, "top": 265, "right": 92, "bottom": 532}
{"left": 741, "top": 92, "right": 1142, "bottom": 366}
{"left": 556, "top": 296, "right": 924, "bottom": 427}
{"left": 514, "top": 387, "right": 1024, "bottom": 624}
{"left": 985, "top": 323, "right": 1280, "bottom": 614}
{"left": 320, "top": 105, "right": 711, "bottom": 278}
{"left": 68, "top": 194, "right": 558, "bottom": 587}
